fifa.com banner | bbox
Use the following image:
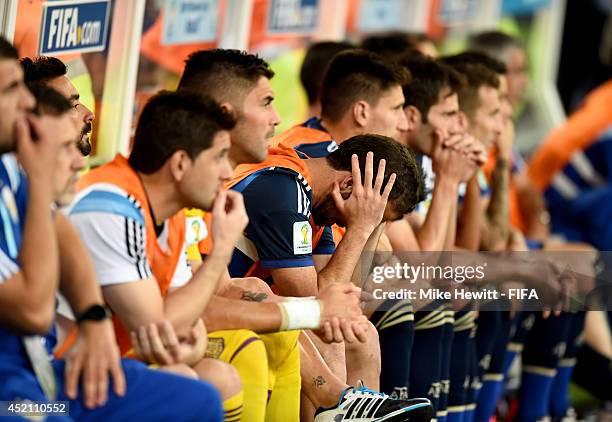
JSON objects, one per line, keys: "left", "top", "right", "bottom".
{"left": 356, "top": 251, "right": 612, "bottom": 313}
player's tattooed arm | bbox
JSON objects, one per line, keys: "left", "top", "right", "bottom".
{"left": 241, "top": 291, "right": 268, "bottom": 302}
{"left": 482, "top": 158, "right": 510, "bottom": 250}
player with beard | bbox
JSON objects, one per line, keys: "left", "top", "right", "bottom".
{"left": 20, "top": 56, "right": 94, "bottom": 156}
{"left": 0, "top": 38, "right": 224, "bottom": 421}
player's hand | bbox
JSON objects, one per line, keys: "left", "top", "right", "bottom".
{"left": 16, "top": 115, "right": 59, "bottom": 185}
{"left": 64, "top": 319, "right": 126, "bottom": 409}
{"left": 524, "top": 258, "right": 568, "bottom": 312}
{"left": 211, "top": 190, "right": 249, "bottom": 254}
{"left": 316, "top": 282, "right": 368, "bottom": 343}
{"left": 507, "top": 227, "right": 528, "bottom": 252}
{"left": 441, "top": 132, "right": 488, "bottom": 166}
{"left": 331, "top": 152, "right": 396, "bottom": 235}
{"left": 500, "top": 281, "right": 524, "bottom": 318}
{"left": 432, "top": 131, "right": 478, "bottom": 183}
{"left": 131, "top": 319, "right": 208, "bottom": 367}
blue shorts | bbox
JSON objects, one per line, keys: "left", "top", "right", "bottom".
{"left": 0, "top": 358, "right": 222, "bottom": 421}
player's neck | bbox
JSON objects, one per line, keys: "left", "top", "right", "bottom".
{"left": 320, "top": 117, "right": 362, "bottom": 145}
{"left": 302, "top": 158, "right": 335, "bottom": 206}
{"left": 137, "top": 171, "right": 183, "bottom": 222}
{"left": 307, "top": 103, "right": 321, "bottom": 119}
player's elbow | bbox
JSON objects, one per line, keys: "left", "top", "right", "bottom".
{"left": 18, "top": 302, "right": 55, "bottom": 334}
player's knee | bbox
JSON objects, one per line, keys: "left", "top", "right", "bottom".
{"left": 232, "top": 277, "right": 275, "bottom": 296}
{"left": 352, "top": 319, "right": 380, "bottom": 349}
{"left": 194, "top": 358, "right": 243, "bottom": 400}
{"left": 364, "top": 319, "right": 380, "bottom": 343}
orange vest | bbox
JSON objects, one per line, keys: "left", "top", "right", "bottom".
{"left": 528, "top": 80, "right": 612, "bottom": 191}
{"left": 77, "top": 155, "right": 186, "bottom": 355}
{"left": 270, "top": 123, "right": 332, "bottom": 149}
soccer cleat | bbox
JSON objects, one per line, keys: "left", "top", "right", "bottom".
{"left": 314, "top": 385, "right": 434, "bottom": 422}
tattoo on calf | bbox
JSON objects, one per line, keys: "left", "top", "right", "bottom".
{"left": 314, "top": 376, "right": 326, "bottom": 388}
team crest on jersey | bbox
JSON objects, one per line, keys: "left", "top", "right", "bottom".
{"left": 205, "top": 338, "right": 225, "bottom": 359}
{"left": 186, "top": 215, "right": 207, "bottom": 246}
{"left": 293, "top": 222, "right": 312, "bottom": 254}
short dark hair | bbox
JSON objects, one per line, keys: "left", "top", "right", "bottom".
{"left": 0, "top": 37, "right": 17, "bottom": 60}
{"left": 326, "top": 134, "right": 424, "bottom": 215}
{"left": 401, "top": 55, "right": 465, "bottom": 121}
{"left": 129, "top": 91, "right": 236, "bottom": 174}
{"left": 27, "top": 82, "right": 72, "bottom": 117}
{"left": 20, "top": 56, "right": 67, "bottom": 83}
{"left": 300, "top": 41, "right": 354, "bottom": 105}
{"left": 440, "top": 58, "right": 500, "bottom": 116}
{"left": 178, "top": 49, "right": 274, "bottom": 106}
{"left": 320, "top": 49, "right": 411, "bottom": 123}
{"left": 361, "top": 32, "right": 417, "bottom": 60}
{"left": 467, "top": 31, "right": 524, "bottom": 63}
{"left": 442, "top": 51, "right": 506, "bottom": 75}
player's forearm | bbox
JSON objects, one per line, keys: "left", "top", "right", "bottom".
{"left": 350, "top": 223, "right": 386, "bottom": 286}
{"left": 456, "top": 176, "right": 481, "bottom": 250}
{"left": 443, "top": 189, "right": 458, "bottom": 251}
{"left": 0, "top": 281, "right": 54, "bottom": 333}
{"left": 318, "top": 227, "right": 369, "bottom": 289}
{"left": 165, "top": 250, "right": 230, "bottom": 331}
{"left": 57, "top": 214, "right": 104, "bottom": 316}
{"left": 484, "top": 158, "right": 510, "bottom": 248}
{"left": 20, "top": 180, "right": 59, "bottom": 314}
{"left": 416, "top": 176, "right": 458, "bottom": 251}
{"left": 515, "top": 175, "right": 549, "bottom": 241}
{"left": 202, "top": 295, "right": 283, "bottom": 333}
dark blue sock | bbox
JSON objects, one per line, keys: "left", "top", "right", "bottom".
{"left": 410, "top": 301, "right": 447, "bottom": 414}
{"left": 549, "top": 312, "right": 585, "bottom": 418}
{"left": 549, "top": 364, "right": 573, "bottom": 418}
{"left": 475, "top": 376, "right": 503, "bottom": 422}
{"left": 438, "top": 308, "right": 455, "bottom": 422}
{"left": 475, "top": 311, "right": 512, "bottom": 422}
{"left": 371, "top": 299, "right": 414, "bottom": 398}
{"left": 518, "top": 371, "right": 555, "bottom": 421}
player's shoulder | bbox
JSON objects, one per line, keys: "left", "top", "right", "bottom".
{"left": 245, "top": 167, "right": 309, "bottom": 195}
{"left": 68, "top": 183, "right": 145, "bottom": 224}
{"left": 239, "top": 167, "right": 312, "bottom": 214}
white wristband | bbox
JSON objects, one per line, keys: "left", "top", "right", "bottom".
{"left": 278, "top": 299, "right": 321, "bottom": 330}
{"left": 285, "top": 296, "right": 316, "bottom": 302}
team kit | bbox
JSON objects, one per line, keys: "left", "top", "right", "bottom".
{"left": 0, "top": 30, "right": 603, "bottom": 422}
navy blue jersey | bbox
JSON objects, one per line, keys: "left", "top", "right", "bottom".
{"left": 228, "top": 165, "right": 335, "bottom": 282}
